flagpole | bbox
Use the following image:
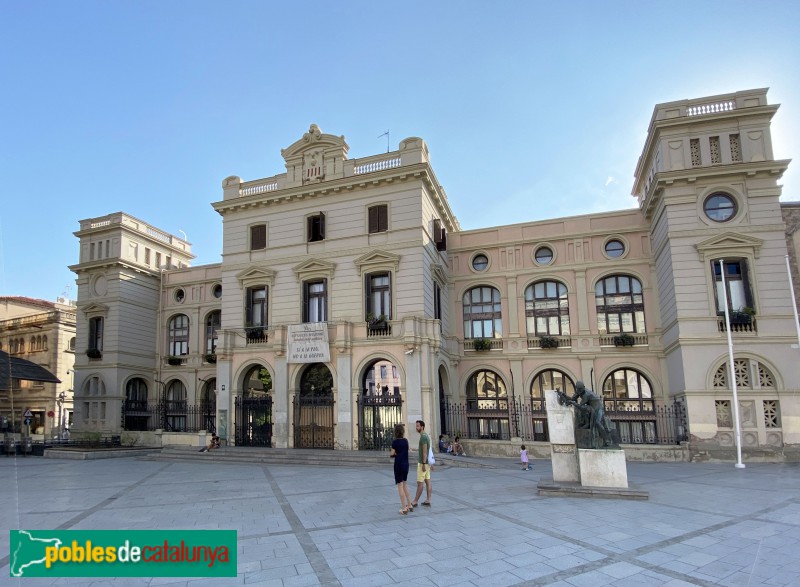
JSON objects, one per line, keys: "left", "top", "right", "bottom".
{"left": 786, "top": 255, "right": 800, "bottom": 349}
{"left": 719, "top": 260, "right": 745, "bottom": 469}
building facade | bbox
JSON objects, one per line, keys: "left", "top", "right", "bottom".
{"left": 0, "top": 297, "right": 76, "bottom": 436}
{"left": 69, "top": 89, "right": 799, "bottom": 459}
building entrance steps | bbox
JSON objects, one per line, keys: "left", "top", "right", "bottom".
{"left": 143, "top": 445, "right": 496, "bottom": 468}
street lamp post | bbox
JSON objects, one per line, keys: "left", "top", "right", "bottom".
{"left": 57, "top": 391, "right": 66, "bottom": 440}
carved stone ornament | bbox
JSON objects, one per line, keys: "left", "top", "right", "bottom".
{"left": 552, "top": 444, "right": 576, "bottom": 454}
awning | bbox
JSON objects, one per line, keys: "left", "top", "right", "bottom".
{"left": 0, "top": 350, "right": 61, "bottom": 390}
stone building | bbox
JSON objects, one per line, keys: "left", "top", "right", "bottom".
{"left": 0, "top": 297, "right": 76, "bottom": 436}
{"left": 69, "top": 89, "right": 800, "bottom": 459}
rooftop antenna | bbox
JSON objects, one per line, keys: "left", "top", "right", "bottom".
{"left": 378, "top": 130, "right": 389, "bottom": 153}
{"left": 178, "top": 229, "right": 188, "bottom": 242}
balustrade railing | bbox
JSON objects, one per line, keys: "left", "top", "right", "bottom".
{"left": 354, "top": 157, "right": 401, "bottom": 175}
{"left": 686, "top": 101, "right": 736, "bottom": 116}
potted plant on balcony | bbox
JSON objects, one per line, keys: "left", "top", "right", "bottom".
{"left": 167, "top": 356, "right": 183, "bottom": 366}
{"left": 366, "top": 313, "right": 389, "bottom": 331}
{"left": 539, "top": 335, "right": 559, "bottom": 349}
{"left": 730, "top": 307, "right": 755, "bottom": 325}
{"left": 472, "top": 337, "right": 492, "bottom": 351}
{"left": 204, "top": 353, "right": 217, "bottom": 364}
{"left": 86, "top": 348, "right": 102, "bottom": 359}
{"left": 613, "top": 333, "right": 636, "bottom": 347}
{"left": 245, "top": 325, "right": 264, "bottom": 341}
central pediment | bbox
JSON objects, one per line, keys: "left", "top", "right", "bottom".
{"left": 695, "top": 232, "right": 764, "bottom": 258}
{"left": 281, "top": 125, "right": 349, "bottom": 185}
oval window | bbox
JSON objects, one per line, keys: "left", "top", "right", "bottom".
{"left": 472, "top": 254, "right": 489, "bottom": 271}
{"left": 212, "top": 284, "right": 222, "bottom": 298}
{"left": 174, "top": 288, "right": 185, "bottom": 303}
{"left": 704, "top": 193, "right": 737, "bottom": 222}
{"left": 604, "top": 240, "right": 625, "bottom": 258}
{"left": 534, "top": 246, "right": 554, "bottom": 265}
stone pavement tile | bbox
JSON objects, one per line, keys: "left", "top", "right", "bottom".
{"left": 331, "top": 565, "right": 353, "bottom": 582}
{"left": 657, "top": 559, "right": 697, "bottom": 575}
{"left": 346, "top": 558, "right": 396, "bottom": 577}
{"left": 677, "top": 551, "right": 721, "bottom": 568}
{"left": 463, "top": 548, "right": 506, "bottom": 565}
{"left": 245, "top": 565, "right": 299, "bottom": 582}
{"left": 610, "top": 570, "right": 677, "bottom": 586}
{"left": 386, "top": 562, "right": 437, "bottom": 582}
{"left": 508, "top": 563, "right": 559, "bottom": 582}
{"left": 656, "top": 579, "right": 703, "bottom": 587}
{"left": 682, "top": 535, "right": 721, "bottom": 548}
{"left": 597, "top": 561, "right": 645, "bottom": 579}
{"left": 465, "top": 558, "right": 516, "bottom": 578}
{"left": 186, "top": 577, "right": 245, "bottom": 587}
{"left": 503, "top": 551, "right": 547, "bottom": 567}
{"left": 339, "top": 571, "right": 394, "bottom": 586}
{"left": 325, "top": 554, "right": 358, "bottom": 569}
{"left": 281, "top": 573, "right": 325, "bottom": 587}
{"left": 427, "top": 567, "right": 483, "bottom": 587}
{"left": 546, "top": 555, "right": 593, "bottom": 572}
{"left": 636, "top": 550, "right": 676, "bottom": 566}
{"left": 536, "top": 543, "right": 580, "bottom": 560}
{"left": 390, "top": 579, "right": 437, "bottom": 587}
{"left": 469, "top": 570, "right": 526, "bottom": 586}
{"left": 564, "top": 569, "right": 616, "bottom": 586}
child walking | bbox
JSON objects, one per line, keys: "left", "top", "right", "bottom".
{"left": 520, "top": 444, "right": 531, "bottom": 470}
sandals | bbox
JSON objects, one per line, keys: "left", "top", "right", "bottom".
{"left": 399, "top": 508, "right": 408, "bottom": 515}
{"left": 407, "top": 504, "right": 414, "bottom": 512}
{"left": 421, "top": 501, "right": 431, "bottom": 506}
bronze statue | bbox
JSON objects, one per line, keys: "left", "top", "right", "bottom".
{"left": 556, "top": 381, "right": 618, "bottom": 449}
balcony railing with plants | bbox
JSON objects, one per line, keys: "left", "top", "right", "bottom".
{"left": 717, "top": 307, "right": 757, "bottom": 333}
{"left": 121, "top": 402, "right": 216, "bottom": 433}
{"left": 464, "top": 338, "right": 503, "bottom": 351}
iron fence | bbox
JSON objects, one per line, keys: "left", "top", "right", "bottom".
{"left": 121, "top": 402, "right": 216, "bottom": 433}
{"left": 441, "top": 399, "right": 687, "bottom": 445}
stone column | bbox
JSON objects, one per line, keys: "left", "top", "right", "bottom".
{"left": 273, "top": 357, "right": 288, "bottom": 448}
{"left": 215, "top": 359, "right": 231, "bottom": 443}
{"left": 336, "top": 354, "right": 353, "bottom": 449}
{"left": 545, "top": 389, "right": 580, "bottom": 482}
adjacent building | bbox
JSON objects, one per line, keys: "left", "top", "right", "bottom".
{"left": 0, "top": 297, "right": 76, "bottom": 436}
{"left": 69, "top": 89, "right": 799, "bottom": 460}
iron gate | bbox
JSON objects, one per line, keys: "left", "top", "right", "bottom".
{"left": 293, "top": 392, "right": 335, "bottom": 449}
{"left": 358, "top": 389, "right": 403, "bottom": 450}
{"left": 235, "top": 395, "right": 273, "bottom": 447}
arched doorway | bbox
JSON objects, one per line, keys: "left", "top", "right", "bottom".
{"left": 358, "top": 359, "right": 403, "bottom": 450}
{"left": 235, "top": 365, "right": 273, "bottom": 447}
{"left": 201, "top": 378, "right": 216, "bottom": 433}
{"left": 294, "top": 363, "right": 335, "bottom": 449}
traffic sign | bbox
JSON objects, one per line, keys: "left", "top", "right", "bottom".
{"left": 24, "top": 418, "right": 31, "bottom": 426}
{"left": 23, "top": 409, "right": 33, "bottom": 418}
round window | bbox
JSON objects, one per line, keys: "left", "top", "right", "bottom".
{"left": 174, "top": 288, "right": 185, "bottom": 303}
{"left": 704, "top": 193, "right": 737, "bottom": 222}
{"left": 534, "top": 246, "right": 554, "bottom": 265}
{"left": 604, "top": 239, "right": 625, "bottom": 258}
{"left": 471, "top": 254, "right": 489, "bottom": 271}
{"left": 212, "top": 284, "right": 222, "bottom": 299}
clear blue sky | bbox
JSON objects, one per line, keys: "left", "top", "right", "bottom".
{"left": 2, "top": 1, "right": 799, "bottom": 301}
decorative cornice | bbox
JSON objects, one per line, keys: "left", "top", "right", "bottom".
{"left": 695, "top": 232, "right": 764, "bottom": 259}
{"left": 292, "top": 259, "right": 336, "bottom": 282}
{"left": 353, "top": 250, "right": 401, "bottom": 273}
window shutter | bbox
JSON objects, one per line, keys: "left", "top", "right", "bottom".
{"left": 365, "top": 274, "right": 372, "bottom": 318}
{"left": 387, "top": 272, "right": 392, "bottom": 320}
{"left": 433, "top": 219, "right": 442, "bottom": 243}
{"left": 302, "top": 282, "right": 309, "bottom": 322}
{"left": 319, "top": 212, "right": 325, "bottom": 239}
{"left": 245, "top": 288, "right": 253, "bottom": 325}
{"left": 740, "top": 259, "right": 753, "bottom": 308}
{"left": 378, "top": 205, "right": 388, "bottom": 232}
{"left": 437, "top": 228, "right": 447, "bottom": 252}
{"left": 89, "top": 318, "right": 96, "bottom": 348}
{"left": 368, "top": 206, "right": 378, "bottom": 233}
{"left": 307, "top": 216, "right": 314, "bottom": 242}
{"left": 250, "top": 225, "right": 266, "bottom": 250}
{"left": 322, "top": 278, "right": 328, "bottom": 321}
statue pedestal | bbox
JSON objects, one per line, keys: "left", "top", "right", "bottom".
{"left": 578, "top": 449, "right": 628, "bottom": 488}
{"left": 544, "top": 390, "right": 579, "bottom": 483}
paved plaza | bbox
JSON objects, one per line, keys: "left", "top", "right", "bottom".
{"left": 1, "top": 454, "right": 799, "bottom": 586}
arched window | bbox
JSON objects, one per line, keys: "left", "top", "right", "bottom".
{"left": 525, "top": 281, "right": 570, "bottom": 336}
{"left": 205, "top": 311, "right": 221, "bottom": 354}
{"left": 602, "top": 369, "right": 653, "bottom": 412}
{"left": 530, "top": 369, "right": 575, "bottom": 410}
{"left": 123, "top": 378, "right": 149, "bottom": 431}
{"left": 201, "top": 378, "right": 217, "bottom": 433}
{"left": 463, "top": 286, "right": 502, "bottom": 339}
{"left": 168, "top": 314, "right": 189, "bottom": 356}
{"left": 712, "top": 358, "right": 775, "bottom": 390}
{"left": 125, "top": 378, "right": 148, "bottom": 406}
{"left": 242, "top": 365, "right": 272, "bottom": 398}
{"left": 41, "top": 335, "right": 47, "bottom": 350}
{"left": 300, "top": 363, "right": 334, "bottom": 396}
{"left": 465, "top": 369, "right": 508, "bottom": 439}
{"left": 595, "top": 275, "right": 645, "bottom": 334}
{"left": 165, "top": 380, "right": 187, "bottom": 431}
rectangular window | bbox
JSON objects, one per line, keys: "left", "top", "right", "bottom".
{"left": 368, "top": 205, "right": 388, "bottom": 233}
{"left": 710, "top": 136, "right": 721, "bottom": 164}
{"left": 250, "top": 224, "right": 267, "bottom": 250}
{"left": 434, "top": 281, "right": 442, "bottom": 331}
{"left": 712, "top": 259, "right": 752, "bottom": 312}
{"left": 433, "top": 219, "right": 447, "bottom": 251}
{"left": 690, "top": 138, "right": 701, "bottom": 167}
{"left": 88, "top": 317, "right": 104, "bottom": 351}
{"left": 307, "top": 212, "right": 325, "bottom": 242}
{"left": 155, "top": 252, "right": 162, "bottom": 268}
{"left": 90, "top": 243, "right": 95, "bottom": 261}
{"left": 730, "top": 134, "right": 742, "bottom": 162}
{"left": 365, "top": 273, "right": 391, "bottom": 320}
{"left": 144, "top": 248, "right": 151, "bottom": 266}
{"left": 246, "top": 286, "right": 268, "bottom": 327}
{"left": 303, "top": 280, "right": 328, "bottom": 323}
